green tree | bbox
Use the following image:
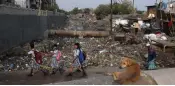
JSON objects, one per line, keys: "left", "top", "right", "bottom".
{"left": 47, "top": 3, "right": 59, "bottom": 11}
{"left": 135, "top": 8, "right": 144, "bottom": 14}
{"left": 58, "top": 9, "right": 69, "bottom": 15}
{"left": 83, "top": 8, "right": 91, "bottom": 14}
{"left": 94, "top": 4, "right": 110, "bottom": 20}
{"left": 112, "top": 0, "right": 134, "bottom": 14}
{"left": 136, "top": 10, "right": 144, "bottom": 14}
{"left": 94, "top": 0, "right": 134, "bottom": 20}
{"left": 112, "top": 3, "right": 119, "bottom": 14}
{"left": 45, "top": 3, "right": 68, "bottom": 14}
{"left": 70, "top": 7, "right": 82, "bottom": 14}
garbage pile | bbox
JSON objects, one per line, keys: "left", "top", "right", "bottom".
{"left": 64, "top": 13, "right": 109, "bottom": 31}
{"left": 0, "top": 38, "right": 66, "bottom": 72}
{"left": 143, "top": 32, "right": 168, "bottom": 43}
{"left": 37, "top": 37, "right": 147, "bottom": 68}
{"left": 0, "top": 33, "right": 175, "bottom": 72}
{"left": 0, "top": 13, "right": 175, "bottom": 72}
{"left": 0, "top": 37, "right": 137, "bottom": 71}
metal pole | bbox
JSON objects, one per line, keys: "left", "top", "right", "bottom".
{"left": 110, "top": 0, "right": 113, "bottom": 33}
{"left": 133, "top": 0, "right": 135, "bottom": 14}
{"left": 39, "top": 0, "right": 41, "bottom": 10}
{"left": 155, "top": 0, "right": 158, "bottom": 20}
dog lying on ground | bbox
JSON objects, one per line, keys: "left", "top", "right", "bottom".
{"left": 106, "top": 57, "right": 157, "bottom": 85}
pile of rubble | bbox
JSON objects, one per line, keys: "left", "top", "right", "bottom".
{"left": 0, "top": 34, "right": 175, "bottom": 72}
{"left": 0, "top": 13, "right": 175, "bottom": 72}
{"left": 64, "top": 13, "right": 109, "bottom": 31}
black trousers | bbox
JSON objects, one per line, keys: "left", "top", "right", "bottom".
{"left": 134, "top": 28, "right": 138, "bottom": 35}
{"left": 30, "top": 40, "right": 35, "bottom": 49}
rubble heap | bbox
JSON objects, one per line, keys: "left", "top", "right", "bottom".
{"left": 64, "top": 13, "right": 109, "bottom": 31}
{"left": 0, "top": 13, "right": 175, "bottom": 72}
{"left": 0, "top": 34, "right": 175, "bottom": 72}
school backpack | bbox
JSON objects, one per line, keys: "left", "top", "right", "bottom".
{"left": 56, "top": 50, "right": 62, "bottom": 61}
{"left": 78, "top": 49, "right": 86, "bottom": 64}
{"left": 33, "top": 50, "right": 43, "bottom": 64}
{"left": 82, "top": 51, "right": 87, "bottom": 60}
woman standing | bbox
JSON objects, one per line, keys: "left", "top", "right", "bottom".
{"left": 146, "top": 43, "right": 157, "bottom": 70}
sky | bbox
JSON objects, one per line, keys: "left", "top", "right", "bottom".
{"left": 56, "top": 0, "right": 168, "bottom": 11}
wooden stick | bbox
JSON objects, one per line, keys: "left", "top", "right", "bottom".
{"left": 113, "top": 73, "right": 118, "bottom": 80}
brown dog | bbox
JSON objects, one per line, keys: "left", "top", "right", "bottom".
{"left": 106, "top": 57, "right": 157, "bottom": 85}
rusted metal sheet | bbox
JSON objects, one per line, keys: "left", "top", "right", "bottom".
{"left": 48, "top": 30, "right": 110, "bottom": 37}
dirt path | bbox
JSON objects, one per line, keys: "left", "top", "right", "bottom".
{"left": 0, "top": 67, "right": 175, "bottom": 85}
{"left": 50, "top": 67, "right": 175, "bottom": 85}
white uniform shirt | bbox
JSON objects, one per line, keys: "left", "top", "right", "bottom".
{"left": 28, "top": 49, "right": 39, "bottom": 57}
{"left": 28, "top": 50, "right": 35, "bottom": 57}
{"left": 53, "top": 50, "right": 58, "bottom": 57}
{"left": 73, "top": 49, "right": 82, "bottom": 59}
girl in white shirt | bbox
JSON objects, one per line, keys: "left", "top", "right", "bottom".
{"left": 27, "top": 49, "right": 40, "bottom": 76}
{"left": 67, "top": 43, "right": 87, "bottom": 76}
{"left": 50, "top": 44, "right": 62, "bottom": 74}
{"left": 50, "top": 47, "right": 59, "bottom": 69}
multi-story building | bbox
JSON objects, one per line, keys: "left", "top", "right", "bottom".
{"left": 25, "top": 0, "right": 56, "bottom": 10}
{"left": 26, "top": 0, "right": 40, "bottom": 9}
{"left": 50, "top": 0, "right": 55, "bottom": 6}
{"left": 0, "top": 0, "right": 15, "bottom": 5}
{"left": 0, "top": 0, "right": 56, "bottom": 10}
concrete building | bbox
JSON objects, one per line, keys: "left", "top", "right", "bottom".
{"left": 0, "top": 0, "right": 56, "bottom": 10}
{"left": 25, "top": 0, "right": 40, "bottom": 9}
{"left": 25, "top": 0, "right": 56, "bottom": 10}
{"left": 15, "top": 0, "right": 26, "bottom": 8}
{"left": 50, "top": 0, "right": 55, "bottom": 6}
{"left": 0, "top": 0, "right": 15, "bottom": 5}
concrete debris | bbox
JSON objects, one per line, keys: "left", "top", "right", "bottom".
{"left": 99, "top": 49, "right": 108, "bottom": 54}
{"left": 0, "top": 37, "right": 145, "bottom": 71}
{"left": 65, "top": 13, "right": 108, "bottom": 31}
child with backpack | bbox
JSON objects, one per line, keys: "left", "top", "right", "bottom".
{"left": 36, "top": 43, "right": 63, "bottom": 76}
{"left": 67, "top": 43, "right": 87, "bottom": 76}
{"left": 28, "top": 48, "right": 43, "bottom": 76}
{"left": 49, "top": 43, "right": 63, "bottom": 74}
